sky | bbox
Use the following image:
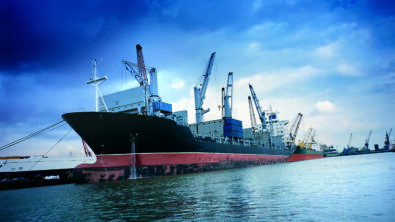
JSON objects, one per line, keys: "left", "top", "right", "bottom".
{"left": 1, "top": 0, "right": 394, "bottom": 157}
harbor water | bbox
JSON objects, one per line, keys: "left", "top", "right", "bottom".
{"left": 1, "top": 152, "right": 394, "bottom": 221}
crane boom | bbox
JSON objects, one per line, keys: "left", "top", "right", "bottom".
{"left": 298, "top": 128, "right": 312, "bottom": 148}
{"left": 122, "top": 60, "right": 152, "bottom": 95}
{"left": 248, "top": 96, "right": 257, "bottom": 132}
{"left": 194, "top": 52, "right": 216, "bottom": 123}
{"left": 307, "top": 130, "right": 316, "bottom": 149}
{"left": 347, "top": 133, "right": 353, "bottom": 148}
{"left": 248, "top": 84, "right": 266, "bottom": 129}
{"left": 223, "top": 72, "right": 233, "bottom": 118}
{"left": 288, "top": 113, "right": 303, "bottom": 142}
{"left": 365, "top": 130, "right": 372, "bottom": 150}
{"left": 384, "top": 128, "right": 392, "bottom": 149}
{"left": 136, "top": 44, "right": 149, "bottom": 84}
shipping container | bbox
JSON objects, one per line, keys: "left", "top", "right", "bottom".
{"left": 152, "top": 101, "right": 172, "bottom": 113}
{"left": 224, "top": 118, "right": 243, "bottom": 127}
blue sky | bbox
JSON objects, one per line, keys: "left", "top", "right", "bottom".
{"left": 1, "top": 0, "right": 394, "bottom": 156}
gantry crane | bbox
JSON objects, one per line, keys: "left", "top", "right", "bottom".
{"left": 194, "top": 52, "right": 216, "bottom": 123}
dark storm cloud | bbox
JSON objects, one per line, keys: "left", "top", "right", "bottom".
{"left": 0, "top": 0, "right": 149, "bottom": 73}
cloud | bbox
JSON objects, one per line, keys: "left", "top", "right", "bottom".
{"left": 0, "top": 0, "right": 150, "bottom": 73}
{"left": 252, "top": 0, "right": 262, "bottom": 11}
{"left": 337, "top": 63, "right": 359, "bottom": 76}
{"left": 314, "top": 100, "right": 336, "bottom": 113}
{"left": 248, "top": 42, "right": 260, "bottom": 51}
{"left": 171, "top": 79, "right": 185, "bottom": 89}
{"left": 237, "top": 65, "right": 320, "bottom": 92}
{"left": 315, "top": 42, "right": 338, "bottom": 58}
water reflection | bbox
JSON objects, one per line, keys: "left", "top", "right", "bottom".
{"left": 1, "top": 153, "right": 394, "bottom": 221}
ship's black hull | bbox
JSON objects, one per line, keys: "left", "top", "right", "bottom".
{"left": 62, "top": 112, "right": 295, "bottom": 183}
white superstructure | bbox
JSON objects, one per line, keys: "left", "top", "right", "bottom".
{"left": 0, "top": 156, "right": 96, "bottom": 173}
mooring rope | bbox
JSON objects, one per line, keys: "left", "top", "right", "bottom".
{"left": 27, "top": 128, "right": 73, "bottom": 171}
{"left": 0, "top": 120, "right": 66, "bottom": 152}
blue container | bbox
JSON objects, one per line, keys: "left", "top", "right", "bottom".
{"left": 223, "top": 128, "right": 244, "bottom": 138}
{"left": 223, "top": 125, "right": 243, "bottom": 133}
{"left": 152, "top": 102, "right": 172, "bottom": 113}
{"left": 224, "top": 118, "right": 243, "bottom": 127}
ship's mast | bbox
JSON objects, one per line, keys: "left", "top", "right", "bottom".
{"left": 86, "top": 59, "right": 108, "bottom": 112}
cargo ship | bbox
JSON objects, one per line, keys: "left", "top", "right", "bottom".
{"left": 288, "top": 128, "right": 324, "bottom": 162}
{"left": 63, "top": 45, "right": 297, "bottom": 183}
{"left": 288, "top": 146, "right": 324, "bottom": 161}
{"left": 63, "top": 112, "right": 296, "bottom": 183}
{"left": 323, "top": 146, "right": 339, "bottom": 157}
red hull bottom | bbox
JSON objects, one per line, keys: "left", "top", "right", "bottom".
{"left": 74, "top": 153, "right": 289, "bottom": 183}
{"left": 288, "top": 154, "right": 324, "bottom": 162}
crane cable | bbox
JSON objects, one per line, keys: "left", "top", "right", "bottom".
{"left": 0, "top": 120, "right": 66, "bottom": 152}
{"left": 27, "top": 128, "right": 73, "bottom": 172}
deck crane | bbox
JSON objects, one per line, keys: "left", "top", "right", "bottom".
{"left": 194, "top": 52, "right": 216, "bottom": 123}
{"left": 298, "top": 128, "right": 313, "bottom": 148}
{"left": 122, "top": 44, "right": 159, "bottom": 115}
{"left": 347, "top": 133, "right": 353, "bottom": 149}
{"left": 307, "top": 130, "right": 316, "bottom": 149}
{"left": 136, "top": 44, "right": 149, "bottom": 85}
{"left": 248, "top": 84, "right": 266, "bottom": 130}
{"left": 249, "top": 83, "right": 275, "bottom": 148}
{"left": 288, "top": 113, "right": 303, "bottom": 143}
{"left": 223, "top": 72, "right": 233, "bottom": 119}
{"left": 384, "top": 128, "right": 392, "bottom": 149}
{"left": 248, "top": 96, "right": 258, "bottom": 132}
{"left": 364, "top": 130, "right": 372, "bottom": 150}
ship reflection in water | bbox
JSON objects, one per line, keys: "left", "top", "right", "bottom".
{"left": 1, "top": 153, "right": 394, "bottom": 221}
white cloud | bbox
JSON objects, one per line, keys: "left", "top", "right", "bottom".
{"left": 171, "top": 79, "right": 185, "bottom": 89}
{"left": 248, "top": 42, "right": 260, "bottom": 51}
{"left": 337, "top": 63, "right": 359, "bottom": 76}
{"left": 315, "top": 42, "right": 338, "bottom": 58}
{"left": 237, "top": 65, "right": 320, "bottom": 92}
{"left": 314, "top": 100, "right": 336, "bottom": 113}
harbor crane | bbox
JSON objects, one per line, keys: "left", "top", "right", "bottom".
{"left": 194, "top": 52, "right": 216, "bottom": 123}
{"left": 223, "top": 72, "right": 233, "bottom": 119}
{"left": 288, "top": 113, "right": 303, "bottom": 143}
{"left": 248, "top": 84, "right": 266, "bottom": 130}
{"left": 248, "top": 96, "right": 258, "bottom": 132}
{"left": 364, "top": 130, "right": 372, "bottom": 150}
{"left": 122, "top": 44, "right": 159, "bottom": 115}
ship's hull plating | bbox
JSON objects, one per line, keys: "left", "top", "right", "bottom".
{"left": 62, "top": 112, "right": 295, "bottom": 183}
{"left": 74, "top": 153, "right": 289, "bottom": 183}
